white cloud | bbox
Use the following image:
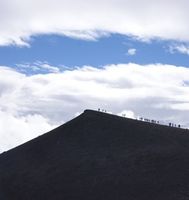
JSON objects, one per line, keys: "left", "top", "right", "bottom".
{"left": 127, "top": 48, "right": 137, "bottom": 56}
{"left": 118, "top": 110, "right": 136, "bottom": 119}
{"left": 1, "top": 0, "right": 189, "bottom": 46}
{"left": 169, "top": 44, "right": 189, "bottom": 55}
{"left": 0, "top": 110, "right": 56, "bottom": 153}
{"left": 1, "top": 63, "right": 189, "bottom": 153}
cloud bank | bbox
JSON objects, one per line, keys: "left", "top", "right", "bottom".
{"left": 1, "top": 0, "right": 189, "bottom": 46}
{"left": 1, "top": 63, "right": 189, "bottom": 152}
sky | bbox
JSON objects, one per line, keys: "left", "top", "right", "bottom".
{"left": 1, "top": 0, "right": 189, "bottom": 153}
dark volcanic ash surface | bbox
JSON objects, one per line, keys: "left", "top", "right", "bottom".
{"left": 1, "top": 110, "right": 189, "bottom": 200}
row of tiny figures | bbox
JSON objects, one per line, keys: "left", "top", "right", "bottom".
{"left": 169, "top": 123, "right": 181, "bottom": 128}
{"left": 98, "top": 109, "right": 182, "bottom": 128}
{"left": 139, "top": 117, "right": 159, "bottom": 124}
{"left": 98, "top": 108, "right": 107, "bottom": 113}
{"left": 140, "top": 117, "right": 181, "bottom": 128}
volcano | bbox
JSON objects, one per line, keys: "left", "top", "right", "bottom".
{"left": 1, "top": 109, "right": 189, "bottom": 200}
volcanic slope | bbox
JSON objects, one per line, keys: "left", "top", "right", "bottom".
{"left": 1, "top": 110, "right": 189, "bottom": 200}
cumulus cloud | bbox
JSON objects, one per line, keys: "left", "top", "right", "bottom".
{"left": 127, "top": 48, "right": 137, "bottom": 56}
{"left": 0, "top": 63, "right": 189, "bottom": 152}
{"left": 1, "top": 0, "right": 189, "bottom": 46}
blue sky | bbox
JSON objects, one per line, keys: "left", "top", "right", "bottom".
{"left": 1, "top": 0, "right": 189, "bottom": 152}
{"left": 0, "top": 34, "right": 189, "bottom": 73}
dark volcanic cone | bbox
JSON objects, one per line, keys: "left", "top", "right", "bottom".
{"left": 1, "top": 109, "right": 189, "bottom": 200}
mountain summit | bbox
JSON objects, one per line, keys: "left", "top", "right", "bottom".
{"left": 1, "top": 109, "right": 189, "bottom": 200}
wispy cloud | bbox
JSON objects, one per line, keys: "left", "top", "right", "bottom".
{"left": 16, "top": 61, "right": 62, "bottom": 74}
{"left": 1, "top": 0, "right": 189, "bottom": 46}
{"left": 1, "top": 63, "right": 189, "bottom": 152}
{"left": 168, "top": 44, "right": 189, "bottom": 55}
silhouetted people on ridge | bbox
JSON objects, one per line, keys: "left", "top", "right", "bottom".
{"left": 97, "top": 109, "right": 184, "bottom": 129}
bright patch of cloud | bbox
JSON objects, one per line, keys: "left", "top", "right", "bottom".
{"left": 169, "top": 44, "right": 189, "bottom": 55}
{"left": 127, "top": 48, "right": 137, "bottom": 56}
{"left": 0, "top": 111, "right": 56, "bottom": 153}
{"left": 118, "top": 110, "right": 136, "bottom": 119}
{"left": 1, "top": 0, "right": 189, "bottom": 46}
{"left": 1, "top": 63, "right": 189, "bottom": 152}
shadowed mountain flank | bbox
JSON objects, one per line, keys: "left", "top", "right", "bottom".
{"left": 1, "top": 109, "right": 189, "bottom": 200}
